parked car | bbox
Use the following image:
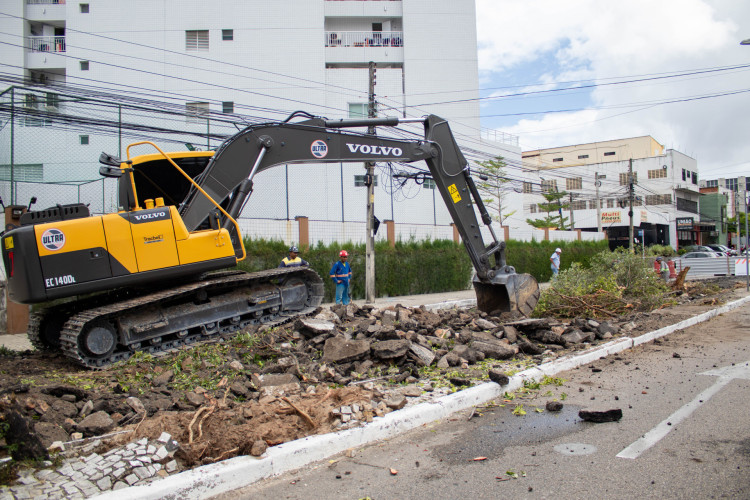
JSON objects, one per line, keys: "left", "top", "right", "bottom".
{"left": 706, "top": 244, "right": 737, "bottom": 256}
{"left": 681, "top": 245, "right": 724, "bottom": 256}
{"left": 681, "top": 251, "right": 721, "bottom": 259}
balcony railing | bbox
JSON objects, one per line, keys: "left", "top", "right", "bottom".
{"left": 26, "top": 0, "right": 66, "bottom": 4}
{"left": 325, "top": 31, "right": 402, "bottom": 48}
{"left": 28, "top": 36, "right": 66, "bottom": 52}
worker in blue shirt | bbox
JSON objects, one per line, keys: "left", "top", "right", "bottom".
{"left": 279, "top": 246, "right": 308, "bottom": 267}
{"left": 329, "top": 250, "right": 352, "bottom": 305}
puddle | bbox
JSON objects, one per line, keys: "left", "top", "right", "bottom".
{"left": 434, "top": 404, "right": 583, "bottom": 464}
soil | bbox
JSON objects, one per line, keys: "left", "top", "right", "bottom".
{"left": 0, "top": 277, "right": 744, "bottom": 475}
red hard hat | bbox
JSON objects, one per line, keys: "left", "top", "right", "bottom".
{"left": 339, "top": 250, "right": 349, "bottom": 257}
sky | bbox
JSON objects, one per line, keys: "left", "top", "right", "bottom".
{"left": 475, "top": 0, "right": 750, "bottom": 181}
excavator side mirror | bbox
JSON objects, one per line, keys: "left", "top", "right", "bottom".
{"left": 99, "top": 165, "right": 123, "bottom": 178}
{"left": 99, "top": 152, "right": 122, "bottom": 167}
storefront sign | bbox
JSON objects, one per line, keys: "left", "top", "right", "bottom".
{"left": 601, "top": 211, "right": 621, "bottom": 224}
{"left": 640, "top": 210, "right": 647, "bottom": 222}
{"left": 676, "top": 217, "right": 694, "bottom": 229}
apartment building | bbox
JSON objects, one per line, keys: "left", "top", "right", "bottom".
{"left": 521, "top": 137, "right": 705, "bottom": 250}
{"left": 0, "top": 0, "right": 519, "bottom": 227}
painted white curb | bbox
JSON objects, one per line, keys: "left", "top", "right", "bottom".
{"left": 93, "top": 292, "right": 750, "bottom": 500}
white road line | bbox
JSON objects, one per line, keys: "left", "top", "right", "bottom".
{"left": 617, "top": 360, "right": 750, "bottom": 460}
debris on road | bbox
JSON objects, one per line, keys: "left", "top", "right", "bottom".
{"left": 578, "top": 409, "right": 623, "bottom": 422}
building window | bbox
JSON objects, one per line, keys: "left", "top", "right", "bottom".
{"left": 79, "top": 3, "right": 89, "bottom": 13}
{"left": 578, "top": 154, "right": 589, "bottom": 159}
{"left": 589, "top": 200, "right": 600, "bottom": 210}
{"left": 725, "top": 178, "right": 737, "bottom": 191}
{"left": 522, "top": 182, "right": 533, "bottom": 194}
{"left": 692, "top": 172, "right": 698, "bottom": 185}
{"left": 222, "top": 101, "right": 234, "bottom": 114}
{"left": 604, "top": 151, "right": 616, "bottom": 156}
{"left": 186, "top": 30, "right": 209, "bottom": 51}
{"left": 607, "top": 198, "right": 615, "bottom": 208}
{"left": 571, "top": 200, "right": 586, "bottom": 210}
{"left": 46, "top": 92, "right": 59, "bottom": 110}
{"left": 0, "top": 163, "right": 43, "bottom": 182}
{"left": 354, "top": 175, "right": 378, "bottom": 187}
{"left": 541, "top": 179, "right": 557, "bottom": 193}
{"left": 705, "top": 179, "right": 718, "bottom": 188}
{"left": 552, "top": 157, "right": 563, "bottom": 162}
{"left": 529, "top": 204, "right": 537, "bottom": 214}
{"left": 648, "top": 168, "right": 667, "bottom": 179}
{"left": 676, "top": 197, "right": 698, "bottom": 214}
{"left": 645, "top": 194, "right": 671, "bottom": 205}
{"left": 185, "top": 101, "right": 209, "bottom": 123}
{"left": 348, "top": 103, "right": 368, "bottom": 118}
{"left": 423, "top": 178, "right": 436, "bottom": 190}
{"left": 566, "top": 177, "right": 582, "bottom": 190}
{"left": 222, "top": 29, "right": 234, "bottom": 41}
{"left": 619, "top": 172, "right": 637, "bottom": 185}
{"left": 79, "top": 60, "right": 89, "bottom": 71}
{"left": 80, "top": 135, "right": 89, "bottom": 145}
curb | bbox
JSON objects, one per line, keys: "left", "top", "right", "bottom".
{"left": 92, "top": 294, "right": 750, "bottom": 500}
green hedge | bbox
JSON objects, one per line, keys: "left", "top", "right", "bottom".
{"left": 237, "top": 237, "right": 610, "bottom": 302}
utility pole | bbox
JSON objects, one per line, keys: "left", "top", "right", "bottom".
{"left": 628, "top": 159, "right": 635, "bottom": 252}
{"left": 745, "top": 193, "right": 749, "bottom": 291}
{"left": 568, "top": 192, "right": 575, "bottom": 230}
{"left": 595, "top": 172, "right": 604, "bottom": 233}
{"left": 365, "top": 61, "right": 377, "bottom": 303}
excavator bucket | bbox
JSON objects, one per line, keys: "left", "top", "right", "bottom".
{"left": 473, "top": 272, "right": 540, "bottom": 317}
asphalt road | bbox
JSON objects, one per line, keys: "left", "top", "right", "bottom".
{"left": 217, "top": 302, "right": 750, "bottom": 500}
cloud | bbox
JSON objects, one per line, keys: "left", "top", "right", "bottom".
{"left": 477, "top": 0, "right": 750, "bottom": 176}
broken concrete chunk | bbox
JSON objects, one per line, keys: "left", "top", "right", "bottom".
{"left": 295, "top": 318, "right": 337, "bottom": 338}
{"left": 321, "top": 337, "right": 371, "bottom": 364}
{"left": 471, "top": 340, "right": 516, "bottom": 360}
{"left": 408, "top": 343, "right": 436, "bottom": 367}
{"left": 546, "top": 401, "right": 563, "bottom": 412}
{"left": 488, "top": 369, "right": 509, "bottom": 385}
{"left": 371, "top": 339, "right": 410, "bottom": 360}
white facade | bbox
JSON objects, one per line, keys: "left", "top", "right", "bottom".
{"left": 0, "top": 0, "right": 520, "bottom": 231}
{"left": 522, "top": 147, "right": 702, "bottom": 249}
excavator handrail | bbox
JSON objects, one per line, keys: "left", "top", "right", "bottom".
{"left": 125, "top": 141, "right": 246, "bottom": 262}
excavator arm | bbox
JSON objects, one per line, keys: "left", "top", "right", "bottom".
{"left": 179, "top": 113, "right": 539, "bottom": 315}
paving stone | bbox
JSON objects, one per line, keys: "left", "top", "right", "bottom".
{"left": 136, "top": 446, "right": 148, "bottom": 456}
{"left": 140, "top": 456, "right": 153, "bottom": 465}
{"left": 165, "top": 460, "right": 178, "bottom": 473}
{"left": 157, "top": 432, "right": 172, "bottom": 444}
{"left": 137, "top": 438, "right": 148, "bottom": 446}
{"left": 154, "top": 446, "right": 169, "bottom": 460}
{"left": 96, "top": 476, "right": 112, "bottom": 491}
{"left": 112, "top": 481, "right": 129, "bottom": 490}
{"left": 128, "top": 459, "right": 143, "bottom": 468}
{"left": 112, "top": 467, "right": 126, "bottom": 479}
{"left": 133, "top": 467, "right": 151, "bottom": 481}
{"left": 124, "top": 474, "right": 139, "bottom": 485}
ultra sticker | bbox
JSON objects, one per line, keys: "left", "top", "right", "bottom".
{"left": 311, "top": 140, "right": 328, "bottom": 158}
{"left": 448, "top": 184, "right": 462, "bottom": 203}
{"left": 41, "top": 228, "right": 65, "bottom": 251}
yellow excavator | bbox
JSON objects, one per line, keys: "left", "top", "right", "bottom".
{"left": 2, "top": 113, "right": 539, "bottom": 368}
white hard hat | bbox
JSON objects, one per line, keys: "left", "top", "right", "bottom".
{"left": 555, "top": 248, "right": 562, "bottom": 253}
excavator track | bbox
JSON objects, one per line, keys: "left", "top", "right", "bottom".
{"left": 31, "top": 267, "right": 323, "bottom": 369}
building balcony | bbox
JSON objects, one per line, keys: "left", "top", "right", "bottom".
{"left": 25, "top": 0, "right": 66, "bottom": 22}
{"left": 26, "top": 36, "right": 66, "bottom": 70}
{"left": 325, "top": 1, "right": 402, "bottom": 18}
{"left": 325, "top": 31, "right": 403, "bottom": 65}
{"left": 28, "top": 36, "right": 66, "bottom": 53}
